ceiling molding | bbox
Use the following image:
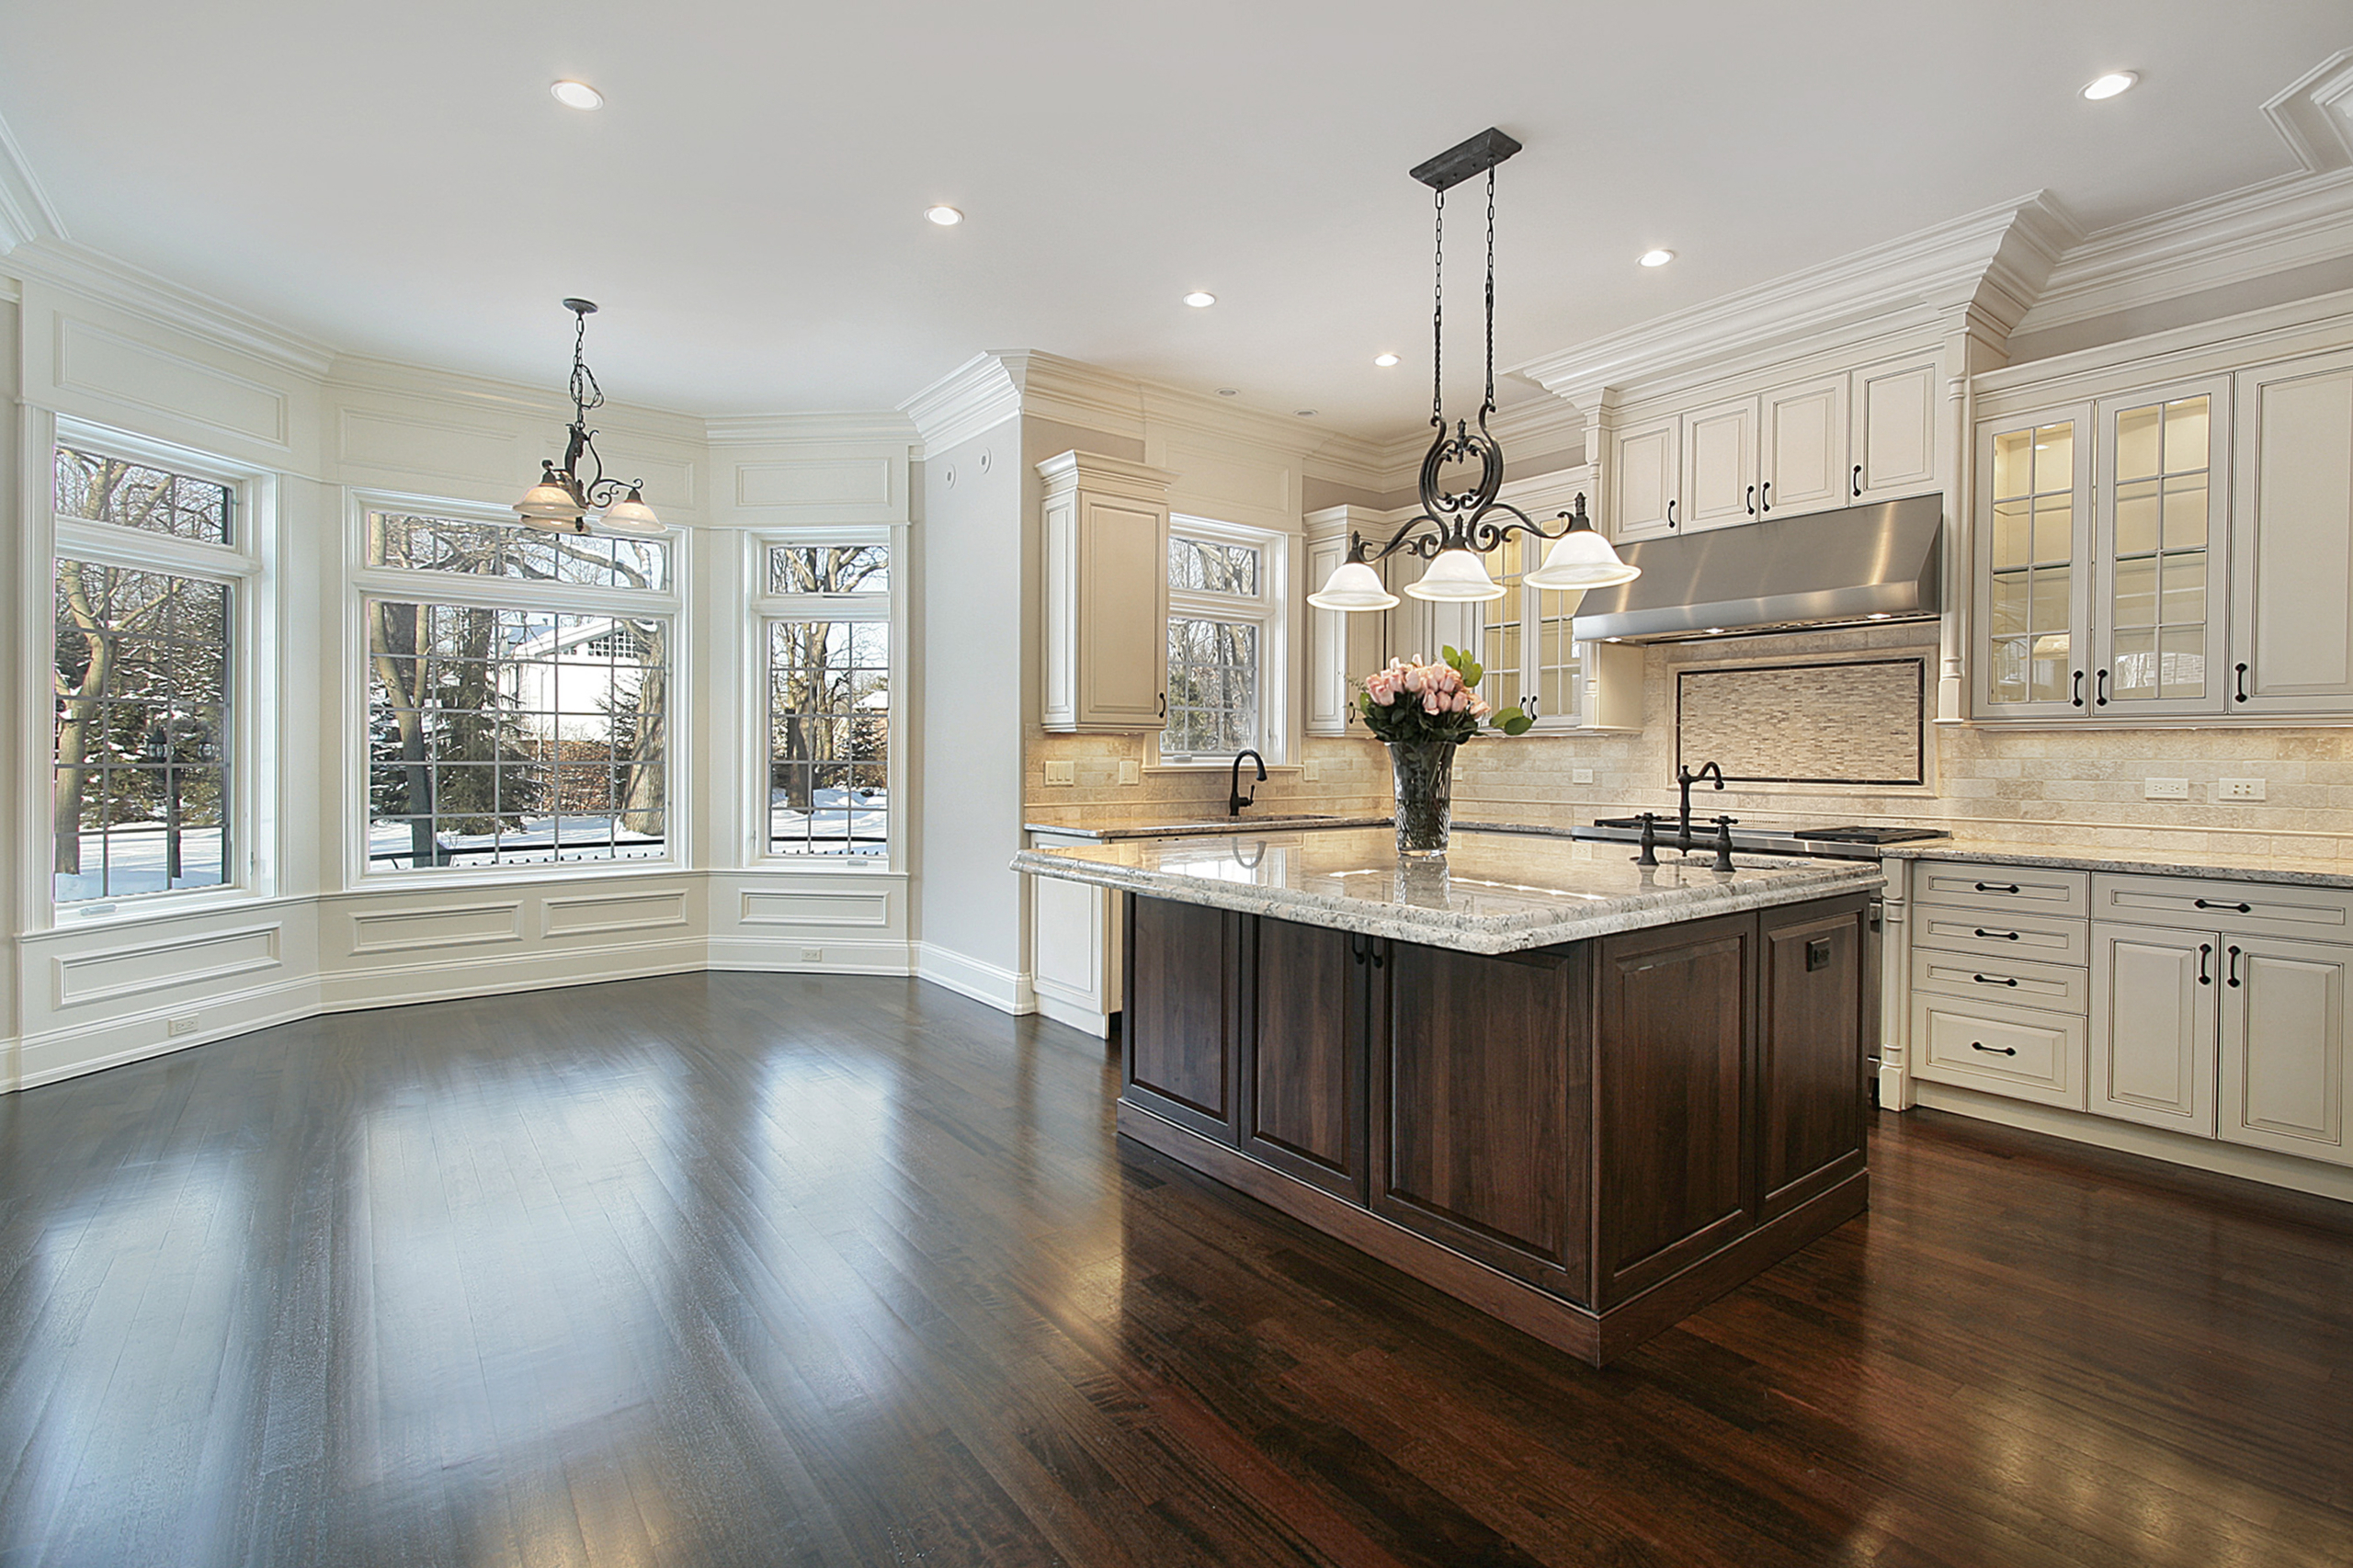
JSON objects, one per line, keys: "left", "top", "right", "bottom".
{"left": 328, "top": 351, "right": 709, "bottom": 444}
{"left": 0, "top": 106, "right": 64, "bottom": 252}
{"left": 2011, "top": 165, "right": 2353, "bottom": 336}
{"left": 11, "top": 237, "right": 337, "bottom": 380}
{"left": 706, "top": 410, "right": 918, "bottom": 447}
{"left": 2264, "top": 49, "right": 2353, "bottom": 174}
{"left": 1513, "top": 192, "right": 2075, "bottom": 406}
{"left": 899, "top": 351, "right": 1023, "bottom": 458}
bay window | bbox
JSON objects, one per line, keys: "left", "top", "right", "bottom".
{"left": 759, "top": 538, "right": 893, "bottom": 858}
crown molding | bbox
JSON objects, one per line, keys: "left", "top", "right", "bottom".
{"left": 0, "top": 106, "right": 65, "bottom": 252}
{"left": 10, "top": 237, "right": 336, "bottom": 379}
{"left": 2264, "top": 49, "right": 2353, "bottom": 175}
{"left": 899, "top": 351, "right": 1022, "bottom": 457}
{"left": 1514, "top": 192, "right": 2075, "bottom": 406}
{"left": 2011, "top": 165, "right": 2353, "bottom": 336}
{"left": 705, "top": 410, "right": 918, "bottom": 447}
{"left": 326, "top": 351, "right": 709, "bottom": 444}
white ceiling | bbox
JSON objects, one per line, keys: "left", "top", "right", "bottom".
{"left": 0, "top": 2, "right": 2346, "bottom": 440}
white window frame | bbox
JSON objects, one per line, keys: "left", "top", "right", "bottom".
{"left": 1156, "top": 515, "right": 1290, "bottom": 766}
{"left": 345, "top": 490, "right": 688, "bottom": 888}
{"left": 29, "top": 414, "right": 274, "bottom": 929}
{"left": 1475, "top": 478, "right": 1595, "bottom": 733}
{"left": 750, "top": 524, "right": 907, "bottom": 872}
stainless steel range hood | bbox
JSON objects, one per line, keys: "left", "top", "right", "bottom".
{"left": 1571, "top": 494, "right": 1943, "bottom": 643}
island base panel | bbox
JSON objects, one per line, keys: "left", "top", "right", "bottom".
{"left": 1119, "top": 1100, "right": 1868, "bottom": 1367}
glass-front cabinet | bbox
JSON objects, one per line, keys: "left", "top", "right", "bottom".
{"left": 1975, "top": 379, "right": 2231, "bottom": 721}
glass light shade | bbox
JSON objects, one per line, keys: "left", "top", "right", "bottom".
{"left": 1527, "top": 525, "right": 1641, "bottom": 589}
{"left": 515, "top": 478, "right": 583, "bottom": 521}
{"left": 1405, "top": 547, "right": 1505, "bottom": 602}
{"left": 597, "top": 490, "right": 663, "bottom": 535}
{"left": 519, "top": 511, "right": 588, "bottom": 534}
{"left": 1306, "top": 558, "right": 1399, "bottom": 612}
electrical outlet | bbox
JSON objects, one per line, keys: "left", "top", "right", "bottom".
{"left": 1303, "top": 758, "right": 1323, "bottom": 782}
{"left": 1573, "top": 767, "right": 1595, "bottom": 785}
{"left": 167, "top": 1015, "right": 199, "bottom": 1037}
{"left": 2143, "top": 777, "right": 2189, "bottom": 801}
{"left": 1119, "top": 759, "right": 1141, "bottom": 786}
{"left": 2219, "top": 777, "right": 2267, "bottom": 801}
{"left": 1043, "top": 759, "right": 1075, "bottom": 785}
{"left": 800, "top": 947, "right": 824, "bottom": 963}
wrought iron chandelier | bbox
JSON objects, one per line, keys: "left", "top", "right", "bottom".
{"left": 1308, "top": 129, "right": 1638, "bottom": 613}
{"left": 513, "top": 299, "right": 663, "bottom": 536}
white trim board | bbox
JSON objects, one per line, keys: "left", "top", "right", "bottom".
{"left": 915, "top": 941, "right": 1036, "bottom": 1017}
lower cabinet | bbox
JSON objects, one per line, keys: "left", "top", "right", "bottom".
{"left": 1120, "top": 891, "right": 1875, "bottom": 1344}
{"left": 2220, "top": 934, "right": 2351, "bottom": 1165}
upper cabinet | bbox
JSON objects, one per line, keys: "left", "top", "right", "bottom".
{"left": 1040, "top": 451, "right": 1177, "bottom": 733}
{"left": 1606, "top": 358, "right": 1940, "bottom": 542}
{"left": 2231, "top": 349, "right": 2353, "bottom": 715}
{"left": 1973, "top": 340, "right": 2353, "bottom": 723}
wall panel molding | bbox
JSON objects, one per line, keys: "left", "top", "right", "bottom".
{"left": 347, "top": 902, "right": 524, "bottom": 955}
{"left": 52, "top": 923, "right": 284, "bottom": 1008}
{"left": 541, "top": 888, "right": 693, "bottom": 939}
{"left": 737, "top": 887, "right": 892, "bottom": 928}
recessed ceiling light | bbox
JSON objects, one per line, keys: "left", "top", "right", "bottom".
{"left": 1374, "top": 352, "right": 1401, "bottom": 367}
{"left": 551, "top": 80, "right": 604, "bottom": 110}
{"left": 1183, "top": 291, "right": 1217, "bottom": 308}
{"left": 1215, "top": 388, "right": 1239, "bottom": 396}
{"left": 925, "top": 205, "right": 963, "bottom": 226}
{"left": 2082, "top": 71, "right": 2139, "bottom": 101}
{"left": 1639, "top": 249, "right": 1676, "bottom": 267}
{"left": 1295, "top": 410, "right": 1318, "bottom": 418}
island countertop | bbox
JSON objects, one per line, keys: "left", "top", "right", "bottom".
{"left": 1012, "top": 827, "right": 1883, "bottom": 955}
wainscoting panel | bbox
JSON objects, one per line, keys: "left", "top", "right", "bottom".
{"left": 53, "top": 923, "right": 284, "bottom": 1008}
{"left": 348, "top": 902, "right": 524, "bottom": 956}
{"left": 542, "top": 888, "right": 693, "bottom": 939}
{"left": 337, "top": 406, "right": 523, "bottom": 486}
{"left": 55, "top": 316, "right": 290, "bottom": 448}
{"left": 738, "top": 888, "right": 892, "bottom": 928}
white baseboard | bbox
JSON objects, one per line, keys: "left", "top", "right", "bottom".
{"left": 704, "top": 937, "right": 915, "bottom": 974}
{"left": 1034, "top": 993, "right": 1113, "bottom": 1038}
{"left": 17, "top": 976, "right": 322, "bottom": 1091}
{"left": 915, "top": 942, "right": 1036, "bottom": 1016}
{"left": 316, "top": 937, "right": 709, "bottom": 1013}
{"left": 1909, "top": 1081, "right": 2353, "bottom": 1204}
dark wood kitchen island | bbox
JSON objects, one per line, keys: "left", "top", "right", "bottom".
{"left": 1015, "top": 828, "right": 1883, "bottom": 1365}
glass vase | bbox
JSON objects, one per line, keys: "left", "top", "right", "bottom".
{"left": 1387, "top": 739, "right": 1456, "bottom": 859}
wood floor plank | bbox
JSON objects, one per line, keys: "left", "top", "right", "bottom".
{"left": 0, "top": 971, "right": 2348, "bottom": 1565}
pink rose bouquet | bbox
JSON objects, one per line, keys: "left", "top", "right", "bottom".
{"left": 1355, "top": 645, "right": 1531, "bottom": 744}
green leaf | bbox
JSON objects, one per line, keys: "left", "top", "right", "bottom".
{"left": 1462, "top": 658, "right": 1483, "bottom": 688}
{"left": 1495, "top": 708, "right": 1532, "bottom": 736}
{"left": 1439, "top": 644, "right": 1458, "bottom": 665}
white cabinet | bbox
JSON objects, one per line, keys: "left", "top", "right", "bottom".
{"left": 1608, "top": 416, "right": 1680, "bottom": 540}
{"left": 1680, "top": 394, "right": 1759, "bottom": 531}
{"left": 1304, "top": 518, "right": 1392, "bottom": 736}
{"left": 2090, "top": 923, "right": 2219, "bottom": 1136}
{"left": 2220, "top": 935, "right": 2351, "bottom": 1165}
{"left": 1039, "top": 451, "right": 1176, "bottom": 733}
{"left": 1761, "top": 374, "right": 1848, "bottom": 517}
{"left": 1908, "top": 861, "right": 2091, "bottom": 1108}
{"left": 1029, "top": 829, "right": 1124, "bottom": 1037}
{"left": 2231, "top": 349, "right": 2353, "bottom": 714}
{"left": 1849, "top": 357, "right": 1940, "bottom": 504}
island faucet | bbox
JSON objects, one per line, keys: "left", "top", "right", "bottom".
{"left": 1676, "top": 760, "right": 1725, "bottom": 853}
{"left": 1229, "top": 749, "right": 1267, "bottom": 817}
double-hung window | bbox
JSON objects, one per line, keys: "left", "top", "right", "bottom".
{"left": 357, "top": 508, "right": 676, "bottom": 873}
{"left": 1162, "top": 518, "right": 1289, "bottom": 763}
{"left": 50, "top": 436, "right": 256, "bottom": 907}
{"left": 759, "top": 535, "right": 894, "bottom": 858}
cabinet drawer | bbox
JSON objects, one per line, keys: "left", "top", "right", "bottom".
{"left": 1912, "top": 907, "right": 2089, "bottom": 967}
{"left": 1912, "top": 995, "right": 2086, "bottom": 1108}
{"left": 1915, "top": 862, "right": 2090, "bottom": 918}
{"left": 1911, "top": 949, "right": 2089, "bottom": 1016}
{"left": 2093, "top": 873, "right": 2353, "bottom": 944}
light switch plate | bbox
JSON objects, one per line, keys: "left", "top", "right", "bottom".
{"left": 1573, "top": 767, "right": 1595, "bottom": 785}
{"left": 2219, "top": 777, "right": 2266, "bottom": 801}
{"left": 1043, "top": 759, "right": 1075, "bottom": 785}
{"left": 2143, "top": 777, "right": 2189, "bottom": 800}
{"left": 1119, "top": 759, "right": 1141, "bottom": 786}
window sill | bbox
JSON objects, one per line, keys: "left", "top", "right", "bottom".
{"left": 745, "top": 858, "right": 905, "bottom": 877}
{"left": 44, "top": 884, "right": 274, "bottom": 932}
{"left": 349, "top": 858, "right": 688, "bottom": 895}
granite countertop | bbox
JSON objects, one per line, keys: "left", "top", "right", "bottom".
{"left": 1012, "top": 827, "right": 1882, "bottom": 955}
{"left": 1878, "top": 838, "right": 2353, "bottom": 889}
{"left": 1024, "top": 813, "right": 1391, "bottom": 841}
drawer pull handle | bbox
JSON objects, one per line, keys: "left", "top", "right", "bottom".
{"left": 2226, "top": 945, "right": 2241, "bottom": 988}
{"left": 2234, "top": 662, "right": 2249, "bottom": 702}
{"left": 2193, "top": 898, "right": 2251, "bottom": 914}
{"left": 1972, "top": 973, "right": 2018, "bottom": 987}
{"left": 1971, "top": 1041, "right": 2018, "bottom": 1057}
{"left": 1973, "top": 928, "right": 2020, "bottom": 940}
{"left": 2071, "top": 670, "right": 2085, "bottom": 708}
{"left": 2199, "top": 943, "right": 2211, "bottom": 985}
{"left": 1974, "top": 881, "right": 2022, "bottom": 894}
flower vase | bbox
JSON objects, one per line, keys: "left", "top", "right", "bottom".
{"left": 1388, "top": 740, "right": 1456, "bottom": 859}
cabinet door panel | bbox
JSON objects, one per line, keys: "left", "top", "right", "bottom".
{"left": 1974, "top": 404, "right": 2094, "bottom": 718}
{"left": 1375, "top": 941, "right": 1587, "bottom": 1297}
{"left": 2234, "top": 355, "right": 2353, "bottom": 713}
{"left": 1682, "top": 397, "right": 1759, "bottom": 531}
{"left": 1244, "top": 915, "right": 1366, "bottom": 1200}
{"left": 1762, "top": 375, "right": 1848, "bottom": 517}
{"left": 1853, "top": 358, "right": 1939, "bottom": 502}
{"left": 1758, "top": 899, "right": 1868, "bottom": 1221}
{"left": 1610, "top": 417, "right": 1680, "bottom": 540}
{"left": 1912, "top": 996, "right": 2086, "bottom": 1108}
{"left": 2089, "top": 923, "right": 2218, "bottom": 1136}
{"left": 1080, "top": 496, "right": 1170, "bottom": 728}
{"left": 2093, "top": 381, "right": 2228, "bottom": 716}
{"left": 1124, "top": 896, "right": 1240, "bottom": 1142}
{"left": 1595, "top": 914, "right": 1754, "bottom": 1302}
{"left": 2220, "top": 936, "right": 2351, "bottom": 1165}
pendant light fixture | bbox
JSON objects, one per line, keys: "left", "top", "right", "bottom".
{"left": 1309, "top": 129, "right": 1637, "bottom": 612}
{"left": 514, "top": 299, "right": 663, "bottom": 536}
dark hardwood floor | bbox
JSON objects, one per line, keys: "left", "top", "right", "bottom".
{"left": 2, "top": 972, "right": 2349, "bottom": 1567}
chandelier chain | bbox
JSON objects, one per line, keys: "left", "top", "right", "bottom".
{"left": 569, "top": 309, "right": 606, "bottom": 421}
{"left": 1483, "top": 165, "right": 1496, "bottom": 417}
{"left": 1430, "top": 186, "right": 1446, "bottom": 429}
